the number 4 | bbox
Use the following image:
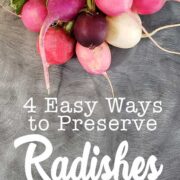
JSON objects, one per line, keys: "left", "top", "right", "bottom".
{"left": 23, "top": 98, "right": 36, "bottom": 113}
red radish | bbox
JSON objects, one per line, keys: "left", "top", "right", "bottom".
{"left": 76, "top": 42, "right": 114, "bottom": 96}
{"left": 21, "top": 0, "right": 47, "bottom": 32}
{"left": 132, "top": 0, "right": 165, "bottom": 15}
{"left": 37, "top": 27, "right": 75, "bottom": 65}
{"left": 39, "top": 0, "right": 85, "bottom": 93}
{"left": 95, "top": 0, "right": 133, "bottom": 16}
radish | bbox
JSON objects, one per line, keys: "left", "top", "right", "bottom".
{"left": 132, "top": 0, "right": 165, "bottom": 15}
{"left": 37, "top": 27, "right": 75, "bottom": 65}
{"left": 39, "top": 0, "right": 85, "bottom": 93}
{"left": 76, "top": 42, "right": 114, "bottom": 97}
{"left": 73, "top": 12, "right": 107, "bottom": 48}
{"left": 106, "top": 12, "right": 142, "bottom": 49}
{"left": 21, "top": 0, "right": 47, "bottom": 32}
{"left": 95, "top": 0, "right": 133, "bottom": 16}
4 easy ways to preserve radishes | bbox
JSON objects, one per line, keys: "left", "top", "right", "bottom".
{"left": 4, "top": 0, "right": 180, "bottom": 95}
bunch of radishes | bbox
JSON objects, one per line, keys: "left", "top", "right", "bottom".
{"left": 9, "top": 0, "right": 180, "bottom": 94}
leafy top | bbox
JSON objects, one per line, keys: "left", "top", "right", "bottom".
{"left": 10, "top": 0, "right": 27, "bottom": 14}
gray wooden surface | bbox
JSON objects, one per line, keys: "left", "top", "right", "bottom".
{"left": 0, "top": 1, "right": 180, "bottom": 180}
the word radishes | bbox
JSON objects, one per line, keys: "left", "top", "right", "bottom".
{"left": 21, "top": 0, "right": 47, "bottom": 32}
{"left": 37, "top": 27, "right": 75, "bottom": 65}
{"left": 73, "top": 12, "right": 107, "bottom": 48}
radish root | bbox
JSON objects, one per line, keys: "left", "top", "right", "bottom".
{"left": 39, "top": 17, "right": 55, "bottom": 95}
{"left": 103, "top": 72, "right": 115, "bottom": 98}
{"left": 128, "top": 12, "right": 180, "bottom": 56}
{"left": 142, "top": 23, "right": 180, "bottom": 38}
{"left": 141, "top": 25, "right": 180, "bottom": 56}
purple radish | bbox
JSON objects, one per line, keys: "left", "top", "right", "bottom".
{"left": 73, "top": 12, "right": 107, "bottom": 48}
{"left": 39, "top": 0, "right": 85, "bottom": 93}
{"left": 76, "top": 42, "right": 114, "bottom": 97}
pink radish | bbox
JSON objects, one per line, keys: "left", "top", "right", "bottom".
{"left": 37, "top": 27, "right": 75, "bottom": 65}
{"left": 76, "top": 42, "right": 114, "bottom": 97}
{"left": 95, "top": 0, "right": 133, "bottom": 16}
{"left": 39, "top": 0, "right": 85, "bottom": 93}
{"left": 132, "top": 0, "right": 165, "bottom": 15}
{"left": 21, "top": 0, "right": 47, "bottom": 32}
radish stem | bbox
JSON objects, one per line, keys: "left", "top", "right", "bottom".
{"left": 87, "top": 0, "right": 96, "bottom": 12}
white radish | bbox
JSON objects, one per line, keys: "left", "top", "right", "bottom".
{"left": 106, "top": 12, "right": 142, "bottom": 49}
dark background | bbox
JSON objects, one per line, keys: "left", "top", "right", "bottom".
{"left": 0, "top": 1, "right": 180, "bottom": 180}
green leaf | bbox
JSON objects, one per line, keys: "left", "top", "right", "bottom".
{"left": 64, "top": 21, "right": 74, "bottom": 34}
{"left": 10, "top": 0, "right": 27, "bottom": 14}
